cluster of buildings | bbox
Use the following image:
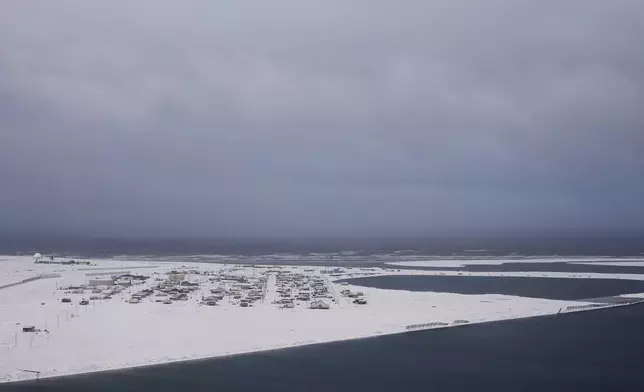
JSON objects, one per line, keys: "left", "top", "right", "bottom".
{"left": 53, "top": 264, "right": 370, "bottom": 312}
{"left": 206, "top": 270, "right": 266, "bottom": 307}
{"left": 340, "top": 289, "right": 368, "bottom": 305}
{"left": 319, "top": 268, "right": 346, "bottom": 276}
{"left": 87, "top": 273, "right": 149, "bottom": 288}
{"left": 123, "top": 271, "right": 202, "bottom": 304}
{"left": 118, "top": 268, "right": 269, "bottom": 307}
{"left": 274, "top": 271, "right": 332, "bottom": 309}
{"left": 59, "top": 274, "right": 139, "bottom": 305}
{"left": 128, "top": 289, "right": 155, "bottom": 304}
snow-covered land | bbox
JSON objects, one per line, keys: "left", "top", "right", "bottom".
{"left": 386, "top": 257, "right": 644, "bottom": 268}
{"left": 0, "top": 255, "right": 640, "bottom": 383}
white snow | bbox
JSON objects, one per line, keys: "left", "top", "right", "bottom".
{"left": 386, "top": 257, "right": 644, "bottom": 268}
{"left": 619, "top": 292, "right": 644, "bottom": 298}
{"left": 0, "top": 256, "right": 640, "bottom": 383}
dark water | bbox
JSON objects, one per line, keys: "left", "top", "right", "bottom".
{"left": 2, "top": 234, "right": 644, "bottom": 257}
{"left": 341, "top": 275, "right": 644, "bottom": 300}
{"left": 6, "top": 304, "right": 644, "bottom": 392}
{"left": 393, "top": 262, "right": 644, "bottom": 275}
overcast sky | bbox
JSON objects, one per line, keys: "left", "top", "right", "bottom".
{"left": 1, "top": 1, "right": 643, "bottom": 237}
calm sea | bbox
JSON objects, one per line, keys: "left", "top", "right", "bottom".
{"left": 2, "top": 234, "right": 644, "bottom": 257}
{"left": 341, "top": 275, "right": 644, "bottom": 300}
{"left": 5, "top": 303, "right": 644, "bottom": 392}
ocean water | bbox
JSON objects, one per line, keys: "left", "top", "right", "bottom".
{"left": 6, "top": 303, "right": 644, "bottom": 392}
{"left": 341, "top": 275, "right": 644, "bottom": 300}
{"left": 3, "top": 234, "right": 644, "bottom": 258}
{"left": 392, "top": 262, "right": 644, "bottom": 275}
{"left": 3, "top": 236, "right": 644, "bottom": 391}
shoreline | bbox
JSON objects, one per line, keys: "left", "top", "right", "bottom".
{"left": 3, "top": 255, "right": 644, "bottom": 385}
{"left": 5, "top": 298, "right": 643, "bottom": 386}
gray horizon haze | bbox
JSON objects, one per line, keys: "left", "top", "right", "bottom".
{"left": 1, "top": 1, "right": 643, "bottom": 237}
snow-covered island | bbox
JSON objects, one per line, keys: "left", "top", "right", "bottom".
{"left": 1, "top": 255, "right": 642, "bottom": 383}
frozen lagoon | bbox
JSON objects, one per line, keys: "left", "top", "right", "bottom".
{"left": 1, "top": 255, "right": 642, "bottom": 383}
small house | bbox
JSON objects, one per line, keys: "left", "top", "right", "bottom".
{"left": 309, "top": 300, "right": 330, "bottom": 310}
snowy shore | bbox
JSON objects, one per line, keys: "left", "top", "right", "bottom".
{"left": 0, "top": 255, "right": 640, "bottom": 383}
{"left": 385, "top": 257, "right": 644, "bottom": 269}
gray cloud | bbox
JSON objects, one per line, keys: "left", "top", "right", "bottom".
{"left": 1, "top": 0, "right": 643, "bottom": 237}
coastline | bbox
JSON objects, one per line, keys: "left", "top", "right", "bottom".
{"left": 2, "top": 255, "right": 644, "bottom": 384}
{"left": 6, "top": 298, "right": 644, "bottom": 386}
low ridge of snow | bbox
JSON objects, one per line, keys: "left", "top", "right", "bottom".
{"left": 386, "top": 257, "right": 644, "bottom": 268}
{"left": 570, "top": 261, "right": 644, "bottom": 267}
